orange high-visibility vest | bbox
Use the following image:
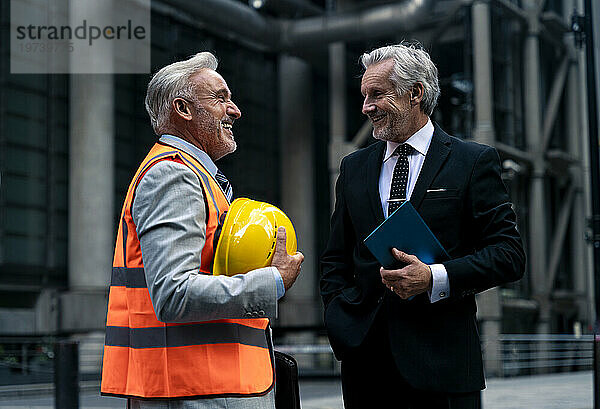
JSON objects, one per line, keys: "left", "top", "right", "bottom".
{"left": 101, "top": 142, "right": 274, "bottom": 399}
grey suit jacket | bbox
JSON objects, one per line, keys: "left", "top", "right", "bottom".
{"left": 128, "top": 152, "right": 277, "bottom": 408}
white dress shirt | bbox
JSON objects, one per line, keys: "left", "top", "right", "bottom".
{"left": 378, "top": 118, "right": 450, "bottom": 303}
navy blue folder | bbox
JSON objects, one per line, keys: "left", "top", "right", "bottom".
{"left": 363, "top": 201, "right": 450, "bottom": 269}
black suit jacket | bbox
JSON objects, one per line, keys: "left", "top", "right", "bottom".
{"left": 320, "top": 124, "right": 525, "bottom": 393}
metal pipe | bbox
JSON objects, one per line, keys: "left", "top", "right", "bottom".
{"left": 249, "top": 0, "right": 323, "bottom": 17}
{"left": 279, "top": 56, "right": 319, "bottom": 327}
{"left": 162, "top": 0, "right": 435, "bottom": 51}
{"left": 471, "top": 0, "right": 495, "bottom": 146}
{"left": 69, "top": 0, "right": 114, "bottom": 292}
{"left": 523, "top": 0, "right": 550, "bottom": 335}
{"left": 329, "top": 41, "right": 348, "bottom": 210}
{"left": 541, "top": 56, "right": 570, "bottom": 152}
{"left": 584, "top": 0, "right": 600, "bottom": 328}
{"left": 583, "top": 0, "right": 600, "bottom": 401}
{"left": 280, "top": 0, "right": 435, "bottom": 49}
{"left": 564, "top": 25, "right": 592, "bottom": 328}
{"left": 162, "top": 0, "right": 280, "bottom": 49}
{"left": 545, "top": 185, "right": 576, "bottom": 294}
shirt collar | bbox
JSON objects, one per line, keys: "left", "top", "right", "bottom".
{"left": 159, "top": 134, "right": 218, "bottom": 177}
{"left": 383, "top": 118, "right": 434, "bottom": 162}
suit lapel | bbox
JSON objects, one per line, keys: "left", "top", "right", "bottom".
{"left": 367, "top": 141, "right": 386, "bottom": 223}
{"left": 410, "top": 125, "right": 452, "bottom": 210}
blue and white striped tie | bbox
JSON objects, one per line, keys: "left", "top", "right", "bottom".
{"left": 215, "top": 169, "right": 233, "bottom": 202}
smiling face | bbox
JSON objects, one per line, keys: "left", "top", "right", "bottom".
{"left": 185, "top": 69, "right": 242, "bottom": 161}
{"left": 361, "top": 59, "right": 416, "bottom": 144}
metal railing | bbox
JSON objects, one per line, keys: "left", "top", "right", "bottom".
{"left": 0, "top": 337, "right": 81, "bottom": 406}
{"left": 498, "top": 334, "right": 593, "bottom": 376}
{"left": 0, "top": 337, "right": 55, "bottom": 385}
{"left": 275, "top": 333, "right": 594, "bottom": 378}
{"left": 0, "top": 333, "right": 593, "bottom": 386}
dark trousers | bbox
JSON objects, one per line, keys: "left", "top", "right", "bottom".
{"left": 340, "top": 312, "right": 481, "bottom": 409}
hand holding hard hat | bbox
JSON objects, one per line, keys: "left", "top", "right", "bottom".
{"left": 271, "top": 226, "right": 304, "bottom": 290}
{"left": 213, "top": 198, "right": 304, "bottom": 289}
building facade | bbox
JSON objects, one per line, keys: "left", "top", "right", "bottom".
{"left": 0, "top": 0, "right": 597, "bottom": 378}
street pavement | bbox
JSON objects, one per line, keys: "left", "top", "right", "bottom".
{"left": 0, "top": 371, "right": 592, "bottom": 408}
{"left": 299, "top": 371, "right": 593, "bottom": 409}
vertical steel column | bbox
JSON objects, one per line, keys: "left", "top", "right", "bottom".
{"left": 472, "top": 0, "right": 496, "bottom": 146}
{"left": 584, "top": 0, "right": 600, "bottom": 328}
{"left": 278, "top": 55, "right": 318, "bottom": 327}
{"left": 568, "top": 55, "right": 593, "bottom": 324}
{"left": 471, "top": 0, "right": 502, "bottom": 377}
{"left": 64, "top": 1, "right": 115, "bottom": 377}
{"left": 326, "top": 0, "right": 353, "bottom": 209}
{"left": 582, "top": 0, "right": 600, "bottom": 404}
{"left": 68, "top": 2, "right": 114, "bottom": 292}
{"left": 328, "top": 42, "right": 353, "bottom": 210}
{"left": 69, "top": 73, "right": 114, "bottom": 290}
{"left": 0, "top": 2, "right": 6, "bottom": 265}
{"left": 565, "top": 0, "right": 594, "bottom": 330}
{"left": 523, "top": 1, "right": 550, "bottom": 334}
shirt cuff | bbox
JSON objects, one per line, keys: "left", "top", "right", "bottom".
{"left": 428, "top": 264, "right": 449, "bottom": 303}
{"left": 272, "top": 267, "right": 285, "bottom": 299}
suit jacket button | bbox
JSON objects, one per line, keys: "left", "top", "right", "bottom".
{"left": 439, "top": 292, "right": 446, "bottom": 298}
{"left": 258, "top": 310, "right": 265, "bottom": 316}
{"left": 245, "top": 312, "right": 253, "bottom": 317}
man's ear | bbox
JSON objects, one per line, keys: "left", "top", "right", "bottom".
{"left": 172, "top": 98, "right": 193, "bottom": 121}
{"left": 410, "top": 83, "right": 424, "bottom": 106}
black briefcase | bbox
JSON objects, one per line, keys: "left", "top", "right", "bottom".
{"left": 274, "top": 350, "right": 301, "bottom": 409}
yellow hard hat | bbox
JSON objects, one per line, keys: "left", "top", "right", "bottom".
{"left": 213, "top": 198, "right": 297, "bottom": 276}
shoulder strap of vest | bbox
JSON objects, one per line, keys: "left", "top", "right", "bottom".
{"left": 156, "top": 141, "right": 231, "bottom": 203}
{"left": 132, "top": 148, "right": 180, "bottom": 193}
{"left": 154, "top": 141, "right": 227, "bottom": 220}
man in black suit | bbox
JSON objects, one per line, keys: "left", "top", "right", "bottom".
{"left": 320, "top": 43, "right": 525, "bottom": 409}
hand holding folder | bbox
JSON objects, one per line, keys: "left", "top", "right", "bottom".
{"left": 364, "top": 201, "right": 449, "bottom": 299}
{"left": 363, "top": 201, "right": 450, "bottom": 268}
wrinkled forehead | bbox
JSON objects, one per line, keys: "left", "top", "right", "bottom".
{"left": 190, "top": 68, "right": 231, "bottom": 95}
{"left": 360, "top": 59, "right": 395, "bottom": 93}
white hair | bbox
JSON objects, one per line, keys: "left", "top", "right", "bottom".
{"left": 360, "top": 42, "right": 440, "bottom": 116}
{"left": 145, "top": 52, "right": 218, "bottom": 135}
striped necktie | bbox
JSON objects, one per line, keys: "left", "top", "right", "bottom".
{"left": 215, "top": 169, "right": 233, "bottom": 202}
{"left": 387, "top": 143, "right": 412, "bottom": 215}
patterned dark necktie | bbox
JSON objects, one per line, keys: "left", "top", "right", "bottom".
{"left": 215, "top": 169, "right": 233, "bottom": 202}
{"left": 388, "top": 144, "right": 412, "bottom": 215}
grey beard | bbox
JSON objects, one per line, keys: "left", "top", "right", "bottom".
{"left": 372, "top": 126, "right": 395, "bottom": 142}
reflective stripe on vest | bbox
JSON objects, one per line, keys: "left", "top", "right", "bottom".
{"left": 105, "top": 322, "right": 269, "bottom": 349}
{"left": 101, "top": 143, "right": 274, "bottom": 399}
